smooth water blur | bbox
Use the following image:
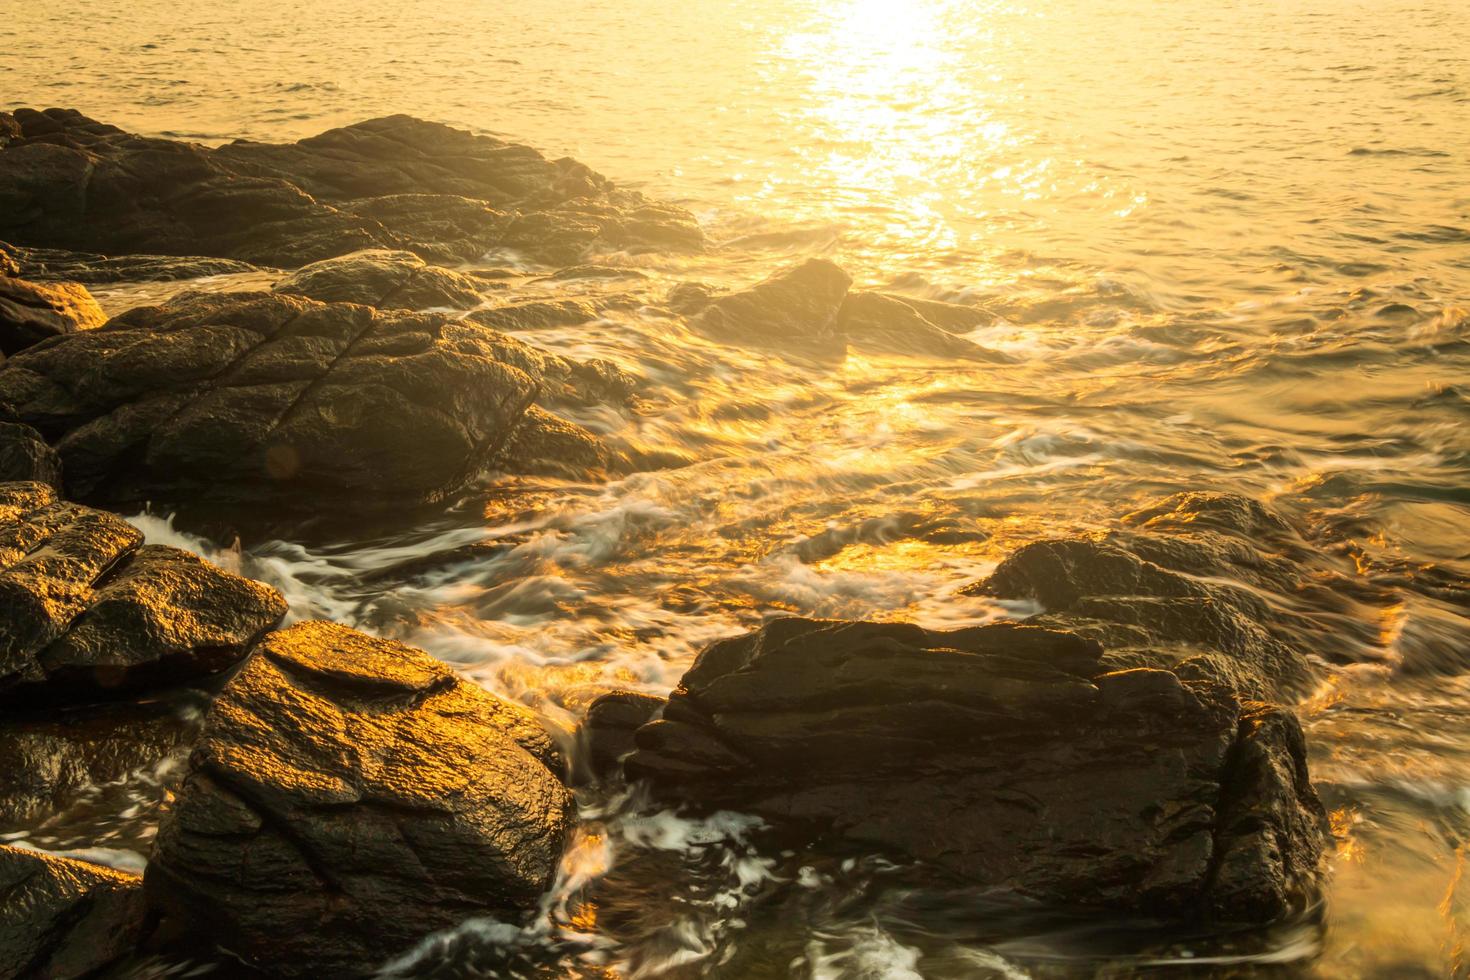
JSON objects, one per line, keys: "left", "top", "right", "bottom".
{"left": 6, "top": 1, "right": 1470, "bottom": 977}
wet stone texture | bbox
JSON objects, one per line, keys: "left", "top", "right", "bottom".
{"left": 0, "top": 108, "right": 704, "bottom": 267}
{"left": 0, "top": 481, "right": 285, "bottom": 703}
{"left": 618, "top": 617, "right": 1328, "bottom": 926}
{"left": 273, "top": 248, "right": 486, "bottom": 310}
{"left": 0, "top": 844, "right": 148, "bottom": 979}
{"left": 0, "top": 290, "right": 639, "bottom": 511}
{"left": 146, "top": 621, "right": 574, "bottom": 977}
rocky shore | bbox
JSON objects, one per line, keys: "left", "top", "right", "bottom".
{"left": 0, "top": 109, "right": 1334, "bottom": 976}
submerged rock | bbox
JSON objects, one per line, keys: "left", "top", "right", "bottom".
{"left": 0, "top": 275, "right": 105, "bottom": 356}
{"left": 0, "top": 290, "right": 631, "bottom": 509}
{"left": 0, "top": 481, "right": 286, "bottom": 702}
{"left": 619, "top": 617, "right": 1327, "bottom": 925}
{"left": 837, "top": 290, "right": 1007, "bottom": 361}
{"left": 0, "top": 108, "right": 703, "bottom": 267}
{"left": 578, "top": 689, "right": 665, "bottom": 779}
{"left": 146, "top": 621, "right": 573, "bottom": 977}
{"left": 689, "top": 260, "right": 1002, "bottom": 361}
{"left": 0, "top": 702, "right": 190, "bottom": 829}
{"left": 273, "top": 248, "right": 485, "bottom": 310}
{"left": 965, "top": 491, "right": 1377, "bottom": 697}
{"left": 0, "top": 844, "right": 148, "bottom": 979}
{"left": 692, "top": 259, "right": 852, "bottom": 357}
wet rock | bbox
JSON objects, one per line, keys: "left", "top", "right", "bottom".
{"left": 580, "top": 690, "right": 665, "bottom": 779}
{"left": 664, "top": 281, "right": 717, "bottom": 316}
{"left": 0, "top": 290, "right": 571, "bottom": 509}
{"left": 0, "top": 702, "right": 189, "bottom": 829}
{"left": 492, "top": 405, "right": 616, "bottom": 480}
{"left": 623, "top": 617, "right": 1327, "bottom": 925}
{"left": 0, "top": 241, "right": 261, "bottom": 284}
{"left": 692, "top": 259, "right": 852, "bottom": 357}
{"left": 0, "top": 844, "right": 148, "bottom": 979}
{"left": 146, "top": 621, "right": 574, "bottom": 977}
{"left": 875, "top": 292, "right": 991, "bottom": 333}
{"left": 965, "top": 492, "right": 1365, "bottom": 697}
{"left": 0, "top": 422, "right": 60, "bottom": 487}
{"left": 274, "top": 248, "right": 485, "bottom": 310}
{"left": 0, "top": 108, "right": 703, "bottom": 267}
{"left": 836, "top": 290, "right": 1008, "bottom": 361}
{"left": 467, "top": 298, "right": 603, "bottom": 331}
{"left": 0, "top": 481, "right": 286, "bottom": 702}
{"left": 0, "top": 243, "right": 19, "bottom": 278}
{"left": 0, "top": 275, "right": 105, "bottom": 356}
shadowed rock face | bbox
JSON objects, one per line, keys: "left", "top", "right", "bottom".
{"left": 0, "top": 108, "right": 703, "bottom": 267}
{"left": 965, "top": 491, "right": 1392, "bottom": 698}
{"left": 618, "top": 617, "right": 1327, "bottom": 925}
{"left": 146, "top": 621, "right": 574, "bottom": 977}
{"left": 1, "top": 240, "right": 260, "bottom": 285}
{"left": 0, "top": 844, "right": 148, "bottom": 979}
{"left": 0, "top": 482, "right": 286, "bottom": 702}
{"left": 273, "top": 249, "right": 485, "bottom": 310}
{"left": 0, "top": 290, "right": 609, "bottom": 509}
{"left": 0, "top": 275, "right": 105, "bottom": 356}
{"left": 0, "top": 422, "right": 60, "bottom": 487}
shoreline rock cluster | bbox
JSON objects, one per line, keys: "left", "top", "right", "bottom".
{"left": 0, "top": 109, "right": 1334, "bottom": 976}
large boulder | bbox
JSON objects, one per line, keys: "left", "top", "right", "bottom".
{"left": 0, "top": 108, "right": 703, "bottom": 267}
{"left": 0, "top": 481, "right": 286, "bottom": 702}
{"left": 146, "top": 621, "right": 574, "bottom": 977}
{"left": 619, "top": 617, "right": 1327, "bottom": 925}
{"left": 0, "top": 844, "right": 148, "bottom": 978}
{"left": 0, "top": 290, "right": 630, "bottom": 509}
{"left": 0, "top": 275, "right": 105, "bottom": 356}
{"left": 273, "top": 249, "right": 485, "bottom": 310}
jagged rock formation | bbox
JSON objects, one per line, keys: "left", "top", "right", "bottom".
{"left": 965, "top": 491, "right": 1384, "bottom": 697}
{"left": 0, "top": 844, "right": 149, "bottom": 979}
{"left": 686, "top": 259, "right": 1003, "bottom": 361}
{"left": 0, "top": 108, "right": 703, "bottom": 267}
{"left": 273, "top": 248, "right": 485, "bottom": 310}
{"left": 0, "top": 481, "right": 286, "bottom": 702}
{"left": 146, "top": 621, "right": 574, "bottom": 977}
{"left": 615, "top": 617, "right": 1327, "bottom": 925}
{"left": 0, "top": 290, "right": 637, "bottom": 511}
{"left": 0, "top": 275, "right": 105, "bottom": 356}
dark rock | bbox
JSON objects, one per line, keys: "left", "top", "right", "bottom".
{"left": 0, "top": 423, "right": 60, "bottom": 487}
{"left": 965, "top": 492, "right": 1380, "bottom": 697}
{"left": 0, "top": 290, "right": 620, "bottom": 509}
{"left": 0, "top": 108, "right": 703, "bottom": 268}
{"left": 623, "top": 617, "right": 1327, "bottom": 925}
{"left": 836, "top": 290, "right": 1009, "bottom": 361}
{"left": 146, "top": 621, "right": 574, "bottom": 977}
{"left": 0, "top": 276, "right": 105, "bottom": 356}
{"left": 0, "top": 844, "right": 149, "bottom": 979}
{"left": 0, "top": 481, "right": 286, "bottom": 702}
{"left": 691, "top": 259, "right": 852, "bottom": 357}
{"left": 274, "top": 249, "right": 484, "bottom": 310}
{"left": 664, "top": 281, "right": 717, "bottom": 316}
{"left": 492, "top": 405, "right": 616, "bottom": 480}
{"left": 0, "top": 242, "right": 261, "bottom": 284}
{"left": 0, "top": 702, "right": 189, "bottom": 829}
{"left": 467, "top": 298, "right": 602, "bottom": 331}
{"left": 580, "top": 690, "right": 664, "bottom": 779}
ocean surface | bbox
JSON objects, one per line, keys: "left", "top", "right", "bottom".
{"left": 5, "top": 0, "right": 1470, "bottom": 976}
